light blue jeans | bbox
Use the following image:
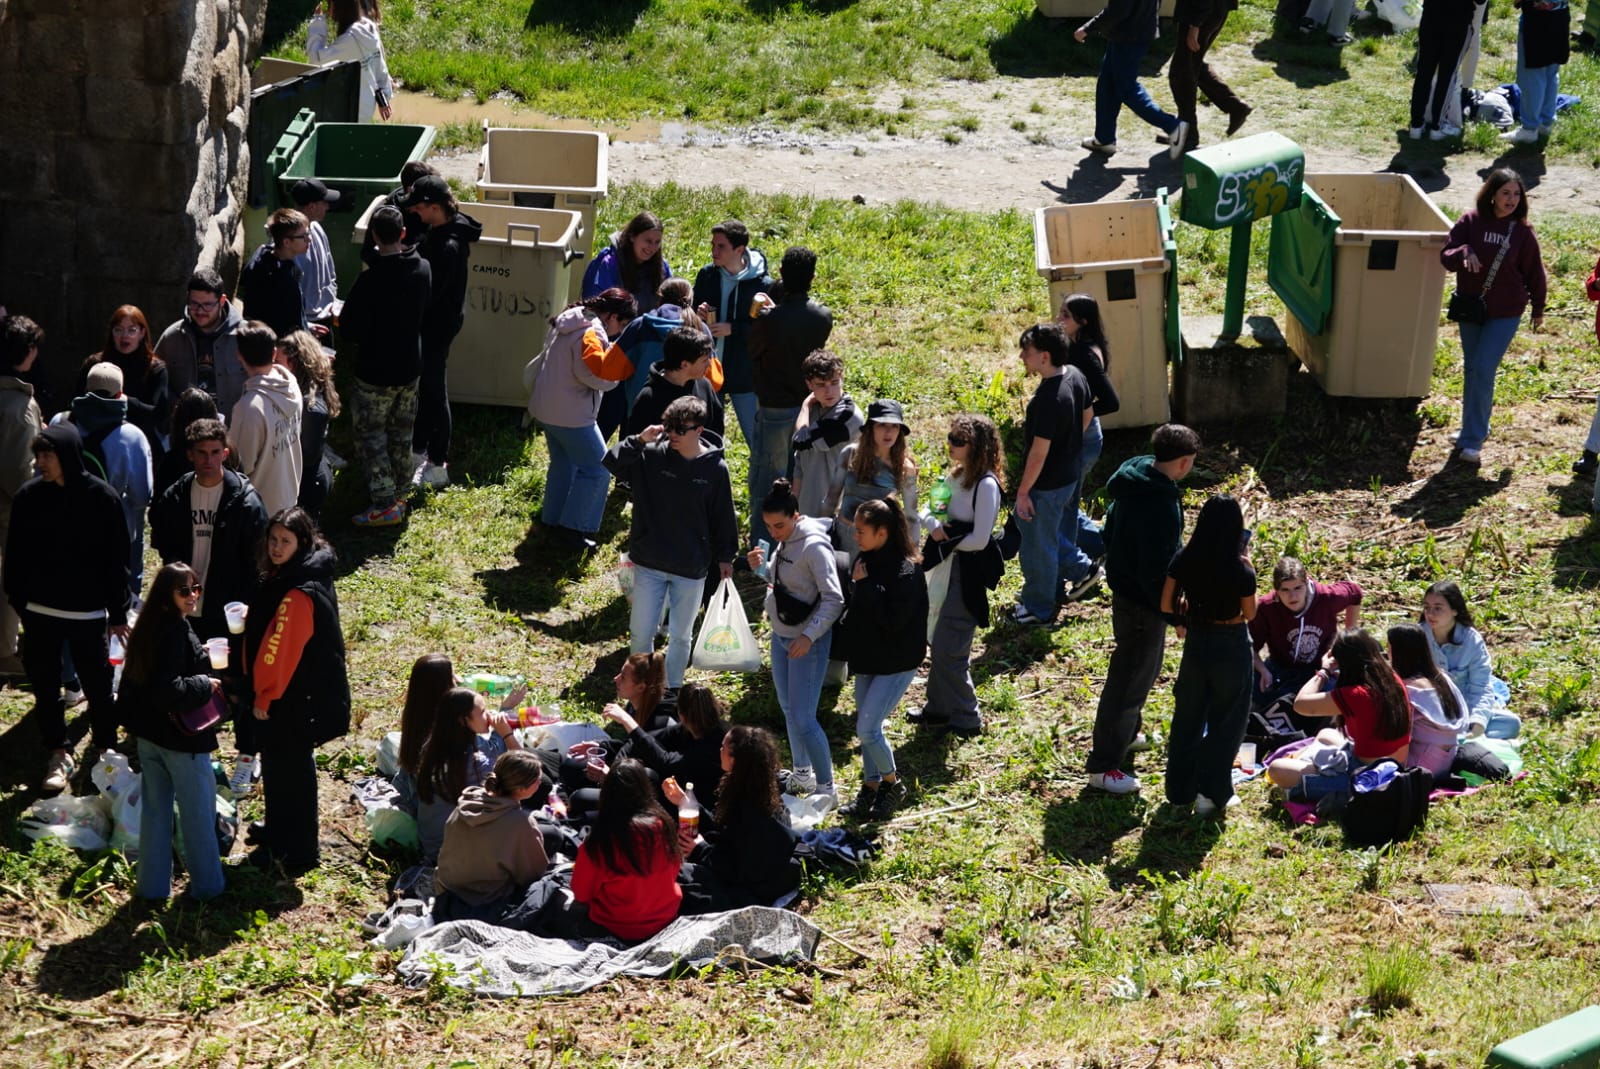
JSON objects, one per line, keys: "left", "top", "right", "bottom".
{"left": 772, "top": 629, "right": 834, "bottom": 787}
{"left": 1515, "top": 27, "right": 1561, "bottom": 131}
{"left": 728, "top": 391, "right": 759, "bottom": 450}
{"left": 749, "top": 405, "right": 801, "bottom": 540}
{"left": 1017, "top": 480, "right": 1080, "bottom": 620}
{"left": 136, "top": 738, "right": 225, "bottom": 901}
{"left": 542, "top": 421, "right": 611, "bottom": 534}
{"left": 854, "top": 670, "right": 915, "bottom": 782}
{"left": 630, "top": 564, "right": 705, "bottom": 687}
{"left": 1061, "top": 417, "right": 1105, "bottom": 582}
{"left": 1456, "top": 315, "right": 1522, "bottom": 452}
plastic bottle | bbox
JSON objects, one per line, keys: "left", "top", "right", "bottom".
{"left": 678, "top": 782, "right": 701, "bottom": 836}
{"left": 930, "top": 473, "right": 952, "bottom": 520}
{"left": 463, "top": 672, "right": 515, "bottom": 698}
{"left": 753, "top": 538, "right": 773, "bottom": 581}
{"left": 618, "top": 552, "right": 635, "bottom": 600}
{"left": 505, "top": 704, "right": 561, "bottom": 729}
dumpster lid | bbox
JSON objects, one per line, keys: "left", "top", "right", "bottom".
{"left": 1267, "top": 184, "right": 1340, "bottom": 336}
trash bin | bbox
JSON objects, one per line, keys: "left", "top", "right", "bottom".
{"left": 277, "top": 122, "right": 437, "bottom": 298}
{"left": 246, "top": 58, "right": 361, "bottom": 222}
{"left": 1033, "top": 191, "right": 1176, "bottom": 429}
{"left": 353, "top": 198, "right": 584, "bottom": 408}
{"left": 1267, "top": 172, "right": 1451, "bottom": 399}
{"left": 477, "top": 127, "right": 609, "bottom": 303}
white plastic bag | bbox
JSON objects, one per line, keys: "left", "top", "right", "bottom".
{"left": 376, "top": 731, "right": 403, "bottom": 779}
{"left": 20, "top": 794, "right": 112, "bottom": 850}
{"left": 925, "top": 555, "right": 953, "bottom": 644}
{"left": 1372, "top": 0, "right": 1421, "bottom": 30}
{"left": 91, "top": 751, "right": 142, "bottom": 854}
{"left": 692, "top": 576, "right": 762, "bottom": 673}
{"left": 617, "top": 552, "right": 635, "bottom": 602}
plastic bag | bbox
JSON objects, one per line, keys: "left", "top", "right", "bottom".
{"left": 368, "top": 806, "right": 420, "bottom": 851}
{"left": 1371, "top": 0, "right": 1421, "bottom": 30}
{"left": 376, "top": 731, "right": 403, "bottom": 779}
{"left": 924, "top": 555, "right": 953, "bottom": 644}
{"left": 617, "top": 552, "right": 635, "bottom": 602}
{"left": 692, "top": 577, "right": 762, "bottom": 673}
{"left": 20, "top": 794, "right": 112, "bottom": 850}
{"left": 91, "top": 752, "right": 141, "bottom": 855}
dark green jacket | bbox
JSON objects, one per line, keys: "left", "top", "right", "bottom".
{"left": 1102, "top": 455, "right": 1182, "bottom": 613}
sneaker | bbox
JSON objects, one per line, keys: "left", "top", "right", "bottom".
{"left": 1080, "top": 137, "right": 1117, "bottom": 157}
{"left": 1573, "top": 453, "right": 1598, "bottom": 477}
{"left": 783, "top": 766, "right": 817, "bottom": 798}
{"left": 1063, "top": 562, "right": 1104, "bottom": 603}
{"left": 870, "top": 779, "right": 909, "bottom": 819}
{"left": 1327, "top": 31, "right": 1352, "bottom": 44}
{"left": 810, "top": 785, "right": 839, "bottom": 814}
{"left": 1538, "top": 123, "right": 1552, "bottom": 137}
{"left": 1087, "top": 769, "right": 1140, "bottom": 795}
{"left": 839, "top": 783, "right": 878, "bottom": 818}
{"left": 1458, "top": 447, "right": 1482, "bottom": 464}
{"left": 423, "top": 462, "right": 450, "bottom": 489}
{"left": 352, "top": 501, "right": 406, "bottom": 527}
{"left": 1407, "top": 125, "right": 1425, "bottom": 140}
{"left": 1168, "top": 120, "right": 1190, "bottom": 160}
{"left": 323, "top": 444, "right": 350, "bottom": 471}
{"left": 1007, "top": 605, "right": 1053, "bottom": 627}
{"left": 1193, "top": 792, "right": 1241, "bottom": 816}
{"left": 229, "top": 755, "right": 260, "bottom": 796}
{"left": 1501, "top": 126, "right": 1541, "bottom": 145}
{"left": 1225, "top": 104, "right": 1253, "bottom": 137}
{"left": 43, "top": 750, "right": 74, "bottom": 794}
{"left": 61, "top": 684, "right": 86, "bottom": 708}
{"left": 1429, "top": 122, "right": 1462, "bottom": 140}
{"left": 1127, "top": 731, "right": 1153, "bottom": 753}
{"left": 905, "top": 706, "right": 951, "bottom": 728}
{"left": 1297, "top": 15, "right": 1317, "bottom": 34}
{"left": 1155, "top": 130, "right": 1172, "bottom": 145}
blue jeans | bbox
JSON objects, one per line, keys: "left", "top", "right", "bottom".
{"left": 1165, "top": 622, "right": 1254, "bottom": 806}
{"left": 1095, "top": 39, "right": 1180, "bottom": 145}
{"left": 1516, "top": 27, "right": 1560, "bottom": 130}
{"left": 772, "top": 629, "right": 834, "bottom": 787}
{"left": 136, "top": 738, "right": 226, "bottom": 901}
{"left": 1017, "top": 481, "right": 1079, "bottom": 620}
{"left": 1456, "top": 315, "right": 1522, "bottom": 452}
{"left": 1062, "top": 417, "right": 1105, "bottom": 582}
{"left": 541, "top": 421, "right": 611, "bottom": 534}
{"left": 750, "top": 405, "right": 801, "bottom": 540}
{"left": 854, "top": 670, "right": 915, "bottom": 782}
{"left": 630, "top": 564, "right": 705, "bottom": 687}
{"left": 728, "top": 391, "right": 759, "bottom": 449}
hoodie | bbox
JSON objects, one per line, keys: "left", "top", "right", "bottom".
{"left": 432, "top": 785, "right": 549, "bottom": 906}
{"left": 1249, "top": 580, "right": 1363, "bottom": 670}
{"left": 604, "top": 429, "right": 738, "bottom": 580}
{"left": 53, "top": 393, "right": 153, "bottom": 542}
{"left": 419, "top": 211, "right": 484, "bottom": 347}
{"left": 231, "top": 366, "right": 303, "bottom": 517}
{"left": 154, "top": 300, "right": 248, "bottom": 418}
{"left": 342, "top": 245, "right": 432, "bottom": 387}
{"left": 581, "top": 238, "right": 673, "bottom": 313}
{"left": 0, "top": 373, "right": 43, "bottom": 534}
{"left": 527, "top": 305, "right": 614, "bottom": 427}
{"left": 3, "top": 423, "right": 131, "bottom": 620}
{"left": 600, "top": 304, "right": 724, "bottom": 409}
{"left": 1101, "top": 454, "right": 1183, "bottom": 613}
{"left": 626, "top": 362, "right": 725, "bottom": 439}
{"left": 238, "top": 242, "right": 306, "bottom": 340}
{"left": 692, "top": 248, "right": 772, "bottom": 393}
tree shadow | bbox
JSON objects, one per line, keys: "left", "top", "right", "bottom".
{"left": 1105, "top": 807, "right": 1222, "bottom": 887}
{"left": 525, "top": 0, "right": 654, "bottom": 37}
{"left": 1042, "top": 786, "right": 1148, "bottom": 864}
{"left": 1484, "top": 150, "right": 1548, "bottom": 192}
{"left": 988, "top": 12, "right": 1106, "bottom": 78}
{"left": 1389, "top": 456, "right": 1514, "bottom": 527}
{"left": 1550, "top": 513, "right": 1600, "bottom": 591}
{"left": 1249, "top": 35, "right": 1353, "bottom": 88}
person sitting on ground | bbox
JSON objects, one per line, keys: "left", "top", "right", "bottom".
{"left": 585, "top": 681, "right": 729, "bottom": 817}
{"left": 432, "top": 750, "right": 549, "bottom": 924}
{"left": 571, "top": 758, "right": 683, "bottom": 941}
{"left": 393, "top": 652, "right": 527, "bottom": 815}
{"left": 1420, "top": 580, "right": 1520, "bottom": 738}
{"left": 414, "top": 686, "right": 525, "bottom": 862}
{"left": 789, "top": 348, "right": 863, "bottom": 521}
{"left": 669, "top": 725, "right": 801, "bottom": 912}
{"left": 1268, "top": 629, "right": 1411, "bottom": 789}
{"left": 627, "top": 326, "right": 725, "bottom": 439}
{"left": 1386, "top": 622, "right": 1469, "bottom": 778}
{"left": 1248, "top": 557, "right": 1362, "bottom": 727}
{"left": 548, "top": 651, "right": 669, "bottom": 801}
{"left": 830, "top": 398, "right": 917, "bottom": 555}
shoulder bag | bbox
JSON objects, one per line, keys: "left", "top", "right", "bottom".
{"left": 1446, "top": 223, "right": 1513, "bottom": 325}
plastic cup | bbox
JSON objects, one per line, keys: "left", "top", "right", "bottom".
{"left": 205, "top": 637, "right": 229, "bottom": 671}
{"left": 107, "top": 634, "right": 124, "bottom": 666}
{"left": 224, "top": 601, "right": 248, "bottom": 634}
{"left": 678, "top": 805, "right": 699, "bottom": 836}
{"left": 1236, "top": 742, "right": 1257, "bottom": 773}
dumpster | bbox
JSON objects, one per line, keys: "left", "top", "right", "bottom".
{"left": 353, "top": 198, "right": 584, "bottom": 407}
{"left": 1267, "top": 172, "right": 1450, "bottom": 399}
{"left": 477, "top": 127, "right": 609, "bottom": 302}
{"left": 246, "top": 57, "right": 361, "bottom": 221}
{"left": 277, "top": 122, "right": 436, "bottom": 298}
{"left": 1033, "top": 191, "right": 1176, "bottom": 429}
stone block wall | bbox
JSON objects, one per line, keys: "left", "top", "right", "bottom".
{"left": 0, "top": 0, "right": 267, "bottom": 405}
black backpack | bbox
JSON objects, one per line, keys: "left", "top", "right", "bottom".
{"left": 1341, "top": 766, "right": 1434, "bottom": 848}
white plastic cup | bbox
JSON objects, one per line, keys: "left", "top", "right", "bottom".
{"left": 107, "top": 634, "right": 124, "bottom": 666}
{"left": 224, "top": 601, "right": 248, "bottom": 634}
{"left": 1236, "top": 742, "right": 1257, "bottom": 773}
{"left": 205, "top": 637, "right": 229, "bottom": 671}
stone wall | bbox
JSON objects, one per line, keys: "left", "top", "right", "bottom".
{"left": 0, "top": 0, "right": 266, "bottom": 404}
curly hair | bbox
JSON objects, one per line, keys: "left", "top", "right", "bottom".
{"left": 276, "top": 329, "right": 341, "bottom": 418}
{"left": 948, "top": 413, "right": 1005, "bottom": 492}
{"left": 714, "top": 725, "right": 782, "bottom": 827}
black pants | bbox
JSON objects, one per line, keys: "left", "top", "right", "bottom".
{"left": 1410, "top": 7, "right": 1473, "bottom": 127}
{"left": 1169, "top": 6, "right": 1246, "bottom": 131}
{"left": 22, "top": 611, "right": 116, "bottom": 752}
{"left": 412, "top": 340, "right": 454, "bottom": 465}
{"left": 1085, "top": 593, "right": 1167, "bottom": 774}
{"left": 259, "top": 738, "right": 319, "bottom": 867}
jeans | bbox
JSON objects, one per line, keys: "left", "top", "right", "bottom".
{"left": 1165, "top": 622, "right": 1254, "bottom": 806}
{"left": 136, "top": 739, "right": 226, "bottom": 901}
{"left": 1303, "top": 0, "right": 1354, "bottom": 35}
{"left": 412, "top": 340, "right": 454, "bottom": 465}
{"left": 22, "top": 611, "right": 116, "bottom": 752}
{"left": 1095, "top": 39, "right": 1180, "bottom": 146}
{"left": 854, "top": 669, "right": 915, "bottom": 783}
{"left": 1062, "top": 419, "right": 1105, "bottom": 582}
{"left": 727, "top": 391, "right": 759, "bottom": 449}
{"left": 1516, "top": 24, "right": 1561, "bottom": 130}
{"left": 749, "top": 405, "right": 801, "bottom": 540}
{"left": 259, "top": 738, "right": 319, "bottom": 868}
{"left": 1456, "top": 315, "right": 1522, "bottom": 452}
{"left": 352, "top": 377, "right": 419, "bottom": 507}
{"left": 1017, "top": 481, "right": 1079, "bottom": 620}
{"left": 541, "top": 422, "right": 611, "bottom": 534}
{"left": 1583, "top": 395, "right": 1600, "bottom": 455}
{"left": 630, "top": 564, "right": 706, "bottom": 688}
{"left": 1086, "top": 593, "right": 1167, "bottom": 773}
{"left": 772, "top": 629, "right": 834, "bottom": 787}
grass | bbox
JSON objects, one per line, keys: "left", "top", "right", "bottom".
{"left": 3, "top": 179, "right": 1600, "bottom": 1066}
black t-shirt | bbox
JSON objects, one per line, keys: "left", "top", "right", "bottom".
{"left": 1169, "top": 553, "right": 1256, "bottom": 623}
{"left": 1023, "top": 367, "right": 1093, "bottom": 492}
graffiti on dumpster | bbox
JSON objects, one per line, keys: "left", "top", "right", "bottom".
{"left": 1213, "top": 158, "right": 1302, "bottom": 226}
{"left": 469, "top": 284, "right": 556, "bottom": 320}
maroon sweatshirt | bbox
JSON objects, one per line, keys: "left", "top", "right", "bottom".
{"left": 1440, "top": 210, "right": 1546, "bottom": 321}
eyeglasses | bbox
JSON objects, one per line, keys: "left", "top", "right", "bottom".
{"left": 287, "top": 232, "right": 310, "bottom": 241}
{"left": 186, "top": 299, "right": 220, "bottom": 312}
{"left": 178, "top": 584, "right": 204, "bottom": 596}
{"left": 947, "top": 434, "right": 970, "bottom": 446}
{"left": 667, "top": 424, "right": 704, "bottom": 435}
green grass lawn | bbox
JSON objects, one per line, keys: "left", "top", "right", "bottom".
{"left": 3, "top": 179, "right": 1600, "bottom": 1066}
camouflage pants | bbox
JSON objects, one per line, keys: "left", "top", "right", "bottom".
{"left": 351, "top": 378, "right": 419, "bottom": 507}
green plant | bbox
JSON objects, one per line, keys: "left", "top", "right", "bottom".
{"left": 1539, "top": 670, "right": 1593, "bottom": 720}
{"left": 1363, "top": 944, "right": 1428, "bottom": 1014}
{"left": 1146, "top": 870, "right": 1252, "bottom": 952}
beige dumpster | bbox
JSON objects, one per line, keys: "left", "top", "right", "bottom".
{"left": 1278, "top": 173, "right": 1451, "bottom": 399}
{"left": 353, "top": 197, "right": 583, "bottom": 407}
{"left": 477, "top": 127, "right": 608, "bottom": 303}
{"left": 1033, "top": 196, "right": 1175, "bottom": 429}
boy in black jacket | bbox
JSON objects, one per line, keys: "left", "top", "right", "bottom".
{"left": 627, "top": 327, "right": 725, "bottom": 439}
{"left": 344, "top": 206, "right": 432, "bottom": 526}
{"left": 239, "top": 208, "right": 311, "bottom": 341}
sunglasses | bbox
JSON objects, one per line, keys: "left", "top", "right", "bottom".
{"left": 667, "top": 424, "right": 704, "bottom": 435}
{"left": 178, "top": 584, "right": 204, "bottom": 596}
{"left": 947, "top": 434, "right": 970, "bottom": 446}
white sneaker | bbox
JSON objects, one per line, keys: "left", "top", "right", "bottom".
{"left": 811, "top": 785, "right": 839, "bottom": 814}
{"left": 62, "top": 685, "right": 86, "bottom": 708}
{"left": 1458, "top": 447, "right": 1482, "bottom": 464}
{"left": 1407, "top": 125, "right": 1425, "bottom": 140}
{"left": 323, "top": 444, "right": 349, "bottom": 471}
{"left": 1127, "top": 731, "right": 1153, "bottom": 753}
{"left": 784, "top": 767, "right": 817, "bottom": 797}
{"left": 1538, "top": 124, "right": 1552, "bottom": 137}
{"left": 1501, "top": 126, "right": 1540, "bottom": 145}
{"left": 1088, "top": 769, "right": 1140, "bottom": 795}
{"left": 1429, "top": 122, "right": 1462, "bottom": 140}
{"left": 1193, "top": 793, "right": 1240, "bottom": 816}
{"left": 43, "top": 750, "right": 74, "bottom": 794}
{"left": 1080, "top": 137, "right": 1117, "bottom": 157}
{"left": 1168, "top": 120, "right": 1190, "bottom": 160}
{"left": 229, "top": 754, "right": 260, "bottom": 796}
{"left": 423, "top": 462, "right": 450, "bottom": 489}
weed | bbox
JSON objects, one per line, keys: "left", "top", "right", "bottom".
{"left": 1521, "top": 735, "right": 1600, "bottom": 805}
{"left": 925, "top": 1017, "right": 978, "bottom": 1069}
{"left": 943, "top": 131, "right": 963, "bottom": 144}
{"left": 955, "top": 116, "right": 980, "bottom": 132}
{"left": 0, "top": 936, "right": 31, "bottom": 975}
{"left": 1539, "top": 670, "right": 1592, "bottom": 720}
{"left": 1010, "top": 119, "right": 1027, "bottom": 132}
{"left": 1363, "top": 944, "right": 1428, "bottom": 1013}
{"left": 1146, "top": 869, "right": 1252, "bottom": 951}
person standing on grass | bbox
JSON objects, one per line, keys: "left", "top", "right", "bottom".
{"left": 627, "top": 325, "right": 725, "bottom": 440}
{"left": 0, "top": 315, "right": 44, "bottom": 680}
{"left": 1439, "top": 168, "right": 1546, "bottom": 467}
{"left": 401, "top": 175, "right": 482, "bottom": 490}
{"left": 1579, "top": 252, "right": 1600, "bottom": 496}
{"left": 1170, "top": 0, "right": 1252, "bottom": 150}
{"left": 1076, "top": 0, "right": 1189, "bottom": 160}
{"left": 1055, "top": 294, "right": 1120, "bottom": 600}
{"left": 1407, "top": 0, "right": 1488, "bottom": 140}
{"left": 749, "top": 246, "right": 833, "bottom": 543}
{"left": 307, "top": 0, "right": 393, "bottom": 123}
{"left": 239, "top": 209, "right": 312, "bottom": 342}
{"left": 230, "top": 323, "right": 303, "bottom": 519}
{"left": 1082, "top": 424, "right": 1199, "bottom": 796}
{"left": 789, "top": 349, "right": 863, "bottom": 524}
{"left": 80, "top": 305, "right": 171, "bottom": 464}
{"left": 1502, "top": 0, "right": 1570, "bottom": 147}
{"left": 584, "top": 211, "right": 673, "bottom": 442}
{"left": 692, "top": 218, "right": 771, "bottom": 447}
{"left": 156, "top": 269, "right": 248, "bottom": 419}
{"left": 830, "top": 398, "right": 917, "bottom": 556}
{"left": 288, "top": 179, "right": 341, "bottom": 325}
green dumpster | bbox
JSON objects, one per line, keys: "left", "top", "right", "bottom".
{"left": 277, "top": 122, "right": 437, "bottom": 298}
{"left": 246, "top": 58, "right": 360, "bottom": 222}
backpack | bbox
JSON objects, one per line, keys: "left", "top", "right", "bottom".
{"left": 1340, "top": 764, "right": 1433, "bottom": 848}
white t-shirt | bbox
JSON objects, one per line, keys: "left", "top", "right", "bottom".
{"left": 188, "top": 479, "right": 225, "bottom": 616}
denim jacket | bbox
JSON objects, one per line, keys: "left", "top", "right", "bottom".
{"left": 1424, "top": 623, "right": 1493, "bottom": 730}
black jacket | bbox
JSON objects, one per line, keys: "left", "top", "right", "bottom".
{"left": 118, "top": 616, "right": 219, "bottom": 754}
{"left": 419, "top": 212, "right": 484, "bottom": 347}
{"left": 623, "top": 722, "right": 726, "bottom": 812}
{"left": 1082, "top": 0, "right": 1163, "bottom": 42}
{"left": 690, "top": 255, "right": 771, "bottom": 394}
{"left": 1102, "top": 454, "right": 1184, "bottom": 613}
{"left": 342, "top": 246, "right": 432, "bottom": 386}
{"left": 692, "top": 806, "right": 800, "bottom": 908}
{"left": 148, "top": 468, "right": 268, "bottom": 636}
{"left": 604, "top": 429, "right": 738, "bottom": 580}
{"left": 626, "top": 365, "right": 725, "bottom": 439}
{"left": 238, "top": 244, "right": 306, "bottom": 340}
{"left": 749, "top": 293, "right": 833, "bottom": 407}
{"left": 3, "top": 423, "right": 131, "bottom": 620}
{"left": 840, "top": 547, "right": 928, "bottom": 675}
{"left": 245, "top": 544, "right": 350, "bottom": 748}
{"left": 298, "top": 391, "right": 331, "bottom": 517}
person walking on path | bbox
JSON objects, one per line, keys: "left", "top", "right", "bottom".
{"left": 1076, "top": 0, "right": 1189, "bottom": 159}
{"left": 1169, "top": 0, "right": 1252, "bottom": 150}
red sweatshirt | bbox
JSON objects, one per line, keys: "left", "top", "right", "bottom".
{"left": 571, "top": 822, "right": 682, "bottom": 941}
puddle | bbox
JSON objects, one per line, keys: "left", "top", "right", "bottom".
{"left": 389, "top": 90, "right": 662, "bottom": 144}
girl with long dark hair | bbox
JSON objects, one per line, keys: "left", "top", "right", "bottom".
{"left": 392, "top": 652, "right": 526, "bottom": 814}
{"left": 1267, "top": 629, "right": 1410, "bottom": 792}
{"left": 1420, "top": 580, "right": 1519, "bottom": 737}
{"left": 1387, "top": 623, "right": 1467, "bottom": 777}
{"left": 414, "top": 686, "right": 525, "bottom": 860}
{"left": 832, "top": 399, "right": 919, "bottom": 555}
{"left": 572, "top": 758, "right": 682, "bottom": 940}
{"left": 1056, "top": 293, "right": 1120, "bottom": 597}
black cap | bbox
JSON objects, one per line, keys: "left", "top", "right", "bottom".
{"left": 398, "top": 175, "right": 452, "bottom": 208}
{"left": 867, "top": 399, "right": 907, "bottom": 426}
{"left": 290, "top": 178, "right": 341, "bottom": 207}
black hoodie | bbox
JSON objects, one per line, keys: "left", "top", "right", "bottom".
{"left": 3, "top": 423, "right": 131, "bottom": 619}
{"left": 342, "top": 245, "right": 433, "bottom": 386}
{"left": 604, "top": 429, "right": 738, "bottom": 581}
{"left": 1101, "top": 454, "right": 1184, "bottom": 613}
{"left": 419, "top": 211, "right": 484, "bottom": 347}
{"left": 626, "top": 364, "right": 725, "bottom": 439}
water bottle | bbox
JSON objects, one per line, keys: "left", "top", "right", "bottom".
{"left": 505, "top": 704, "right": 561, "bottom": 729}
{"left": 618, "top": 551, "right": 635, "bottom": 601}
{"left": 753, "top": 538, "right": 773, "bottom": 581}
{"left": 930, "top": 474, "right": 952, "bottom": 520}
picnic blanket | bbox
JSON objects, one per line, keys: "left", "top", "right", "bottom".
{"left": 397, "top": 906, "right": 822, "bottom": 997}
{"left": 1280, "top": 737, "right": 1523, "bottom": 826}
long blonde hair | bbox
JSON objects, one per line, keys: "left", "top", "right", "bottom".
{"left": 276, "top": 330, "right": 342, "bottom": 418}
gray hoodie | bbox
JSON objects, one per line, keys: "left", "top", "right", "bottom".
{"left": 432, "top": 786, "right": 549, "bottom": 906}
{"left": 231, "top": 366, "right": 303, "bottom": 517}
{"left": 764, "top": 516, "right": 845, "bottom": 643}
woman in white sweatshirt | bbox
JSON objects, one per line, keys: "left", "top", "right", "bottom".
{"left": 307, "top": 0, "right": 393, "bottom": 123}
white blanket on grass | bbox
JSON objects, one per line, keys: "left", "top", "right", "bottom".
{"left": 396, "top": 907, "right": 821, "bottom": 997}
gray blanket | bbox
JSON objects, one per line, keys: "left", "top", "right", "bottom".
{"left": 397, "top": 907, "right": 822, "bottom": 997}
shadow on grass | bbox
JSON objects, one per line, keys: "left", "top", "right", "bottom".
{"left": 525, "top": 0, "right": 653, "bottom": 38}
{"left": 988, "top": 12, "right": 1104, "bottom": 79}
{"left": 1550, "top": 514, "right": 1600, "bottom": 590}
{"left": 1389, "top": 456, "right": 1514, "bottom": 527}
{"left": 1249, "top": 34, "right": 1353, "bottom": 88}
{"left": 1106, "top": 807, "right": 1222, "bottom": 887}
{"left": 1042, "top": 787, "right": 1147, "bottom": 864}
